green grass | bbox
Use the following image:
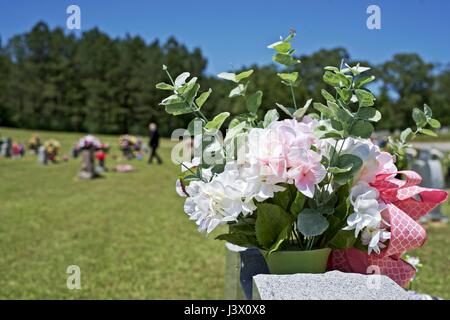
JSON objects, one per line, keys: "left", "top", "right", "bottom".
{"left": 0, "top": 127, "right": 225, "bottom": 299}
{"left": 0, "top": 127, "right": 449, "bottom": 299}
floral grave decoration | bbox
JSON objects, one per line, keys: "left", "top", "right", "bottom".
{"left": 118, "top": 134, "right": 142, "bottom": 158}
{"left": 76, "top": 135, "right": 102, "bottom": 151}
{"left": 155, "top": 31, "right": 447, "bottom": 286}
{"left": 44, "top": 139, "right": 61, "bottom": 161}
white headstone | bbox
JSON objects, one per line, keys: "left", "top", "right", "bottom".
{"left": 37, "top": 145, "right": 47, "bottom": 165}
{"left": 252, "top": 271, "right": 412, "bottom": 300}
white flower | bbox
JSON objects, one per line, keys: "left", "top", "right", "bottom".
{"left": 343, "top": 182, "right": 391, "bottom": 254}
{"left": 183, "top": 162, "right": 257, "bottom": 233}
{"left": 339, "top": 137, "right": 396, "bottom": 184}
{"left": 175, "top": 179, "right": 187, "bottom": 197}
{"left": 405, "top": 255, "right": 421, "bottom": 270}
{"left": 344, "top": 182, "right": 385, "bottom": 236}
{"left": 361, "top": 227, "right": 390, "bottom": 254}
{"left": 239, "top": 162, "right": 285, "bottom": 202}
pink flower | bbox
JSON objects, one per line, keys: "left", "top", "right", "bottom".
{"left": 340, "top": 138, "right": 398, "bottom": 184}
{"left": 269, "top": 116, "right": 319, "bottom": 150}
{"left": 247, "top": 128, "right": 287, "bottom": 181}
{"left": 286, "top": 148, "right": 326, "bottom": 198}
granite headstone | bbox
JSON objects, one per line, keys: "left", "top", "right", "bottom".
{"left": 252, "top": 271, "right": 412, "bottom": 300}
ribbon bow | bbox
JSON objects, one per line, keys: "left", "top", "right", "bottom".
{"left": 328, "top": 171, "right": 448, "bottom": 287}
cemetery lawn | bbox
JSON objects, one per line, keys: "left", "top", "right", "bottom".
{"left": 0, "top": 127, "right": 225, "bottom": 299}
{"left": 1, "top": 126, "right": 449, "bottom": 299}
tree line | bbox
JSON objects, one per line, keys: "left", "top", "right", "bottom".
{"left": 0, "top": 21, "right": 449, "bottom": 137}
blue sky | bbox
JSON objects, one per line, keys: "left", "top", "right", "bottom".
{"left": 0, "top": 0, "right": 449, "bottom": 74}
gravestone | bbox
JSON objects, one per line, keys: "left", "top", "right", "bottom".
{"left": 412, "top": 148, "right": 447, "bottom": 222}
{"left": 1, "top": 138, "right": 12, "bottom": 158}
{"left": 252, "top": 271, "right": 412, "bottom": 300}
{"left": 78, "top": 149, "right": 97, "bottom": 179}
{"left": 37, "top": 145, "right": 47, "bottom": 165}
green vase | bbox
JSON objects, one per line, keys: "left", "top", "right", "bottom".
{"left": 261, "top": 247, "right": 331, "bottom": 274}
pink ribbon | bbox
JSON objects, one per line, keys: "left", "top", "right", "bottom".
{"left": 328, "top": 171, "right": 448, "bottom": 287}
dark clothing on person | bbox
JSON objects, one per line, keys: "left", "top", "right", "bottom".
{"left": 149, "top": 130, "right": 160, "bottom": 148}
{"left": 148, "top": 129, "right": 162, "bottom": 164}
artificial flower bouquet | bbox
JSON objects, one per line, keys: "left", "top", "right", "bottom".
{"left": 28, "top": 134, "right": 41, "bottom": 153}
{"left": 118, "top": 134, "right": 142, "bottom": 158}
{"left": 44, "top": 139, "right": 61, "bottom": 161}
{"left": 156, "top": 32, "right": 447, "bottom": 286}
{"left": 76, "top": 135, "right": 102, "bottom": 151}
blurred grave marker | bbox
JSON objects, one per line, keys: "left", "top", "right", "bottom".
{"left": 412, "top": 148, "right": 448, "bottom": 223}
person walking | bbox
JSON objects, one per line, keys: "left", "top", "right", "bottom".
{"left": 148, "top": 122, "right": 162, "bottom": 164}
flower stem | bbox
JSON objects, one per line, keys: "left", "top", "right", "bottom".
{"left": 290, "top": 83, "right": 298, "bottom": 110}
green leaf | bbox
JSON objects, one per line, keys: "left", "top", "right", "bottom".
{"left": 424, "top": 104, "right": 433, "bottom": 119}
{"left": 336, "top": 88, "right": 352, "bottom": 103}
{"left": 263, "top": 109, "right": 279, "bottom": 128}
{"left": 319, "top": 130, "right": 345, "bottom": 139}
{"left": 329, "top": 119, "right": 342, "bottom": 132}
{"left": 293, "top": 99, "right": 312, "bottom": 119}
{"left": 323, "top": 71, "right": 351, "bottom": 88}
{"left": 255, "top": 203, "right": 293, "bottom": 249}
{"left": 333, "top": 154, "right": 363, "bottom": 185}
{"left": 284, "top": 32, "right": 296, "bottom": 42}
{"left": 328, "top": 166, "right": 352, "bottom": 174}
{"left": 235, "top": 69, "right": 254, "bottom": 82}
{"left": 427, "top": 118, "right": 441, "bottom": 129}
{"left": 187, "top": 117, "right": 205, "bottom": 135}
{"left": 229, "top": 223, "right": 256, "bottom": 236}
{"left": 350, "top": 120, "right": 374, "bottom": 139}
{"left": 321, "top": 89, "right": 336, "bottom": 103}
{"left": 155, "top": 82, "right": 174, "bottom": 91}
{"left": 215, "top": 233, "right": 258, "bottom": 248}
{"left": 355, "top": 75, "right": 376, "bottom": 88}
{"left": 224, "top": 121, "right": 246, "bottom": 146}
{"left": 205, "top": 112, "right": 230, "bottom": 130}
{"left": 228, "top": 118, "right": 242, "bottom": 129}
{"left": 246, "top": 91, "right": 263, "bottom": 114}
{"left": 174, "top": 72, "right": 190, "bottom": 87}
{"left": 275, "top": 103, "right": 294, "bottom": 117}
{"left": 177, "top": 77, "right": 197, "bottom": 95}
{"left": 357, "top": 107, "right": 381, "bottom": 122}
{"left": 164, "top": 103, "right": 192, "bottom": 115}
{"left": 328, "top": 230, "right": 357, "bottom": 250}
{"left": 268, "top": 225, "right": 290, "bottom": 254}
{"left": 290, "top": 192, "right": 306, "bottom": 216}
{"left": 195, "top": 88, "right": 212, "bottom": 108}
{"left": 184, "top": 83, "right": 200, "bottom": 104}
{"left": 277, "top": 72, "right": 299, "bottom": 83}
{"left": 412, "top": 108, "right": 427, "bottom": 128}
{"left": 313, "top": 102, "right": 333, "bottom": 118}
{"left": 341, "top": 64, "right": 371, "bottom": 76}
{"left": 160, "top": 94, "right": 182, "bottom": 105}
{"left": 419, "top": 128, "right": 438, "bottom": 137}
{"left": 229, "top": 84, "right": 246, "bottom": 98}
{"left": 331, "top": 103, "right": 353, "bottom": 123}
{"left": 354, "top": 89, "right": 375, "bottom": 107}
{"left": 267, "top": 41, "right": 291, "bottom": 53}
{"left": 297, "top": 209, "right": 329, "bottom": 237}
{"left": 323, "top": 71, "right": 341, "bottom": 87}
{"left": 217, "top": 72, "right": 237, "bottom": 82}
{"left": 272, "top": 189, "right": 291, "bottom": 211}
{"left": 400, "top": 128, "right": 415, "bottom": 143}
{"left": 272, "top": 53, "right": 300, "bottom": 66}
